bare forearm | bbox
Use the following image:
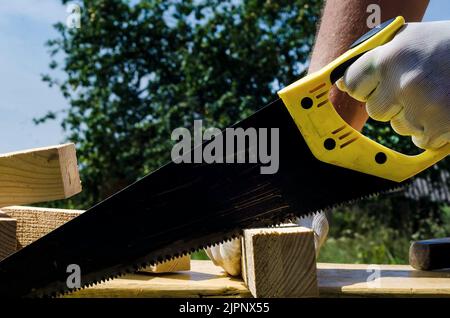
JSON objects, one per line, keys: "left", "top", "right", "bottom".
{"left": 309, "top": 0, "right": 429, "bottom": 130}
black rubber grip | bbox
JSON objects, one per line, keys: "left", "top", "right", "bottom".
{"left": 329, "top": 18, "right": 396, "bottom": 84}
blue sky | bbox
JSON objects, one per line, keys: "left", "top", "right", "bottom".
{"left": 0, "top": 0, "right": 449, "bottom": 154}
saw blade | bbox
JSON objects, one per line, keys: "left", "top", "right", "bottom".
{"left": 0, "top": 99, "right": 407, "bottom": 297}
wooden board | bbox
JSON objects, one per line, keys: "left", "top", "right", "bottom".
{"left": 1, "top": 206, "right": 83, "bottom": 249}
{"left": 141, "top": 255, "right": 191, "bottom": 273}
{"left": 67, "top": 260, "right": 251, "bottom": 298}
{"left": 241, "top": 227, "right": 318, "bottom": 298}
{"left": 0, "top": 143, "right": 82, "bottom": 208}
{"left": 0, "top": 212, "right": 17, "bottom": 260}
{"left": 317, "top": 263, "right": 450, "bottom": 297}
{"left": 66, "top": 260, "right": 450, "bottom": 298}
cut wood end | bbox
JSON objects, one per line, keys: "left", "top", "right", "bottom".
{"left": 1, "top": 206, "right": 83, "bottom": 250}
{"left": 57, "top": 143, "right": 82, "bottom": 198}
{"left": 0, "top": 216, "right": 17, "bottom": 260}
{"left": 1, "top": 205, "right": 85, "bottom": 215}
{"left": 242, "top": 226, "right": 318, "bottom": 298}
{"left": 244, "top": 226, "right": 313, "bottom": 236}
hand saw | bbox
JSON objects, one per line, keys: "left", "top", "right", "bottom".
{"left": 1, "top": 16, "right": 448, "bottom": 298}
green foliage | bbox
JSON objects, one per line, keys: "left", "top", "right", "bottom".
{"left": 191, "top": 250, "right": 209, "bottom": 260}
{"left": 319, "top": 198, "right": 450, "bottom": 264}
{"left": 39, "top": 0, "right": 323, "bottom": 208}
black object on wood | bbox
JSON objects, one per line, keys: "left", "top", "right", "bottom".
{"left": 409, "top": 238, "right": 450, "bottom": 270}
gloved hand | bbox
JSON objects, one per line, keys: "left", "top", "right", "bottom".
{"left": 337, "top": 21, "right": 450, "bottom": 149}
{"left": 205, "top": 212, "right": 329, "bottom": 276}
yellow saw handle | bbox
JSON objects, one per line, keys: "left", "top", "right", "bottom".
{"left": 278, "top": 16, "right": 450, "bottom": 182}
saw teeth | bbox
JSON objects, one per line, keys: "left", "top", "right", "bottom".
{"left": 47, "top": 182, "right": 410, "bottom": 298}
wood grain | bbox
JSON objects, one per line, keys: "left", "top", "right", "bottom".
{"left": 0, "top": 212, "right": 17, "bottom": 260}
{"left": 140, "top": 255, "right": 191, "bottom": 273}
{"left": 66, "top": 261, "right": 450, "bottom": 298}
{"left": 0, "top": 143, "right": 82, "bottom": 208}
{"left": 66, "top": 260, "right": 251, "bottom": 298}
{"left": 241, "top": 226, "right": 318, "bottom": 298}
{"left": 1, "top": 206, "right": 83, "bottom": 249}
{"left": 317, "top": 263, "right": 450, "bottom": 297}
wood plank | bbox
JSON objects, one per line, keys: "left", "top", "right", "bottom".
{"left": 0, "top": 143, "right": 82, "bottom": 208}
{"left": 241, "top": 226, "right": 318, "bottom": 298}
{"left": 140, "top": 255, "right": 191, "bottom": 273}
{"left": 317, "top": 263, "right": 450, "bottom": 297}
{"left": 1, "top": 206, "right": 83, "bottom": 249}
{"left": 67, "top": 260, "right": 251, "bottom": 298}
{"left": 66, "top": 261, "right": 450, "bottom": 298}
{"left": 0, "top": 212, "right": 17, "bottom": 260}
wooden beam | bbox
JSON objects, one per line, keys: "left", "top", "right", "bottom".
{"left": 66, "top": 260, "right": 450, "bottom": 298}
{"left": 140, "top": 255, "right": 191, "bottom": 274}
{"left": 0, "top": 211, "right": 17, "bottom": 260}
{"left": 241, "top": 226, "right": 318, "bottom": 298}
{"left": 0, "top": 143, "right": 82, "bottom": 208}
{"left": 67, "top": 260, "right": 251, "bottom": 298}
{"left": 1, "top": 206, "right": 83, "bottom": 249}
{"left": 317, "top": 262, "right": 450, "bottom": 297}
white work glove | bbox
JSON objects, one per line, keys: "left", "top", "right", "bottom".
{"left": 205, "top": 212, "right": 329, "bottom": 276}
{"left": 337, "top": 21, "right": 450, "bottom": 149}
